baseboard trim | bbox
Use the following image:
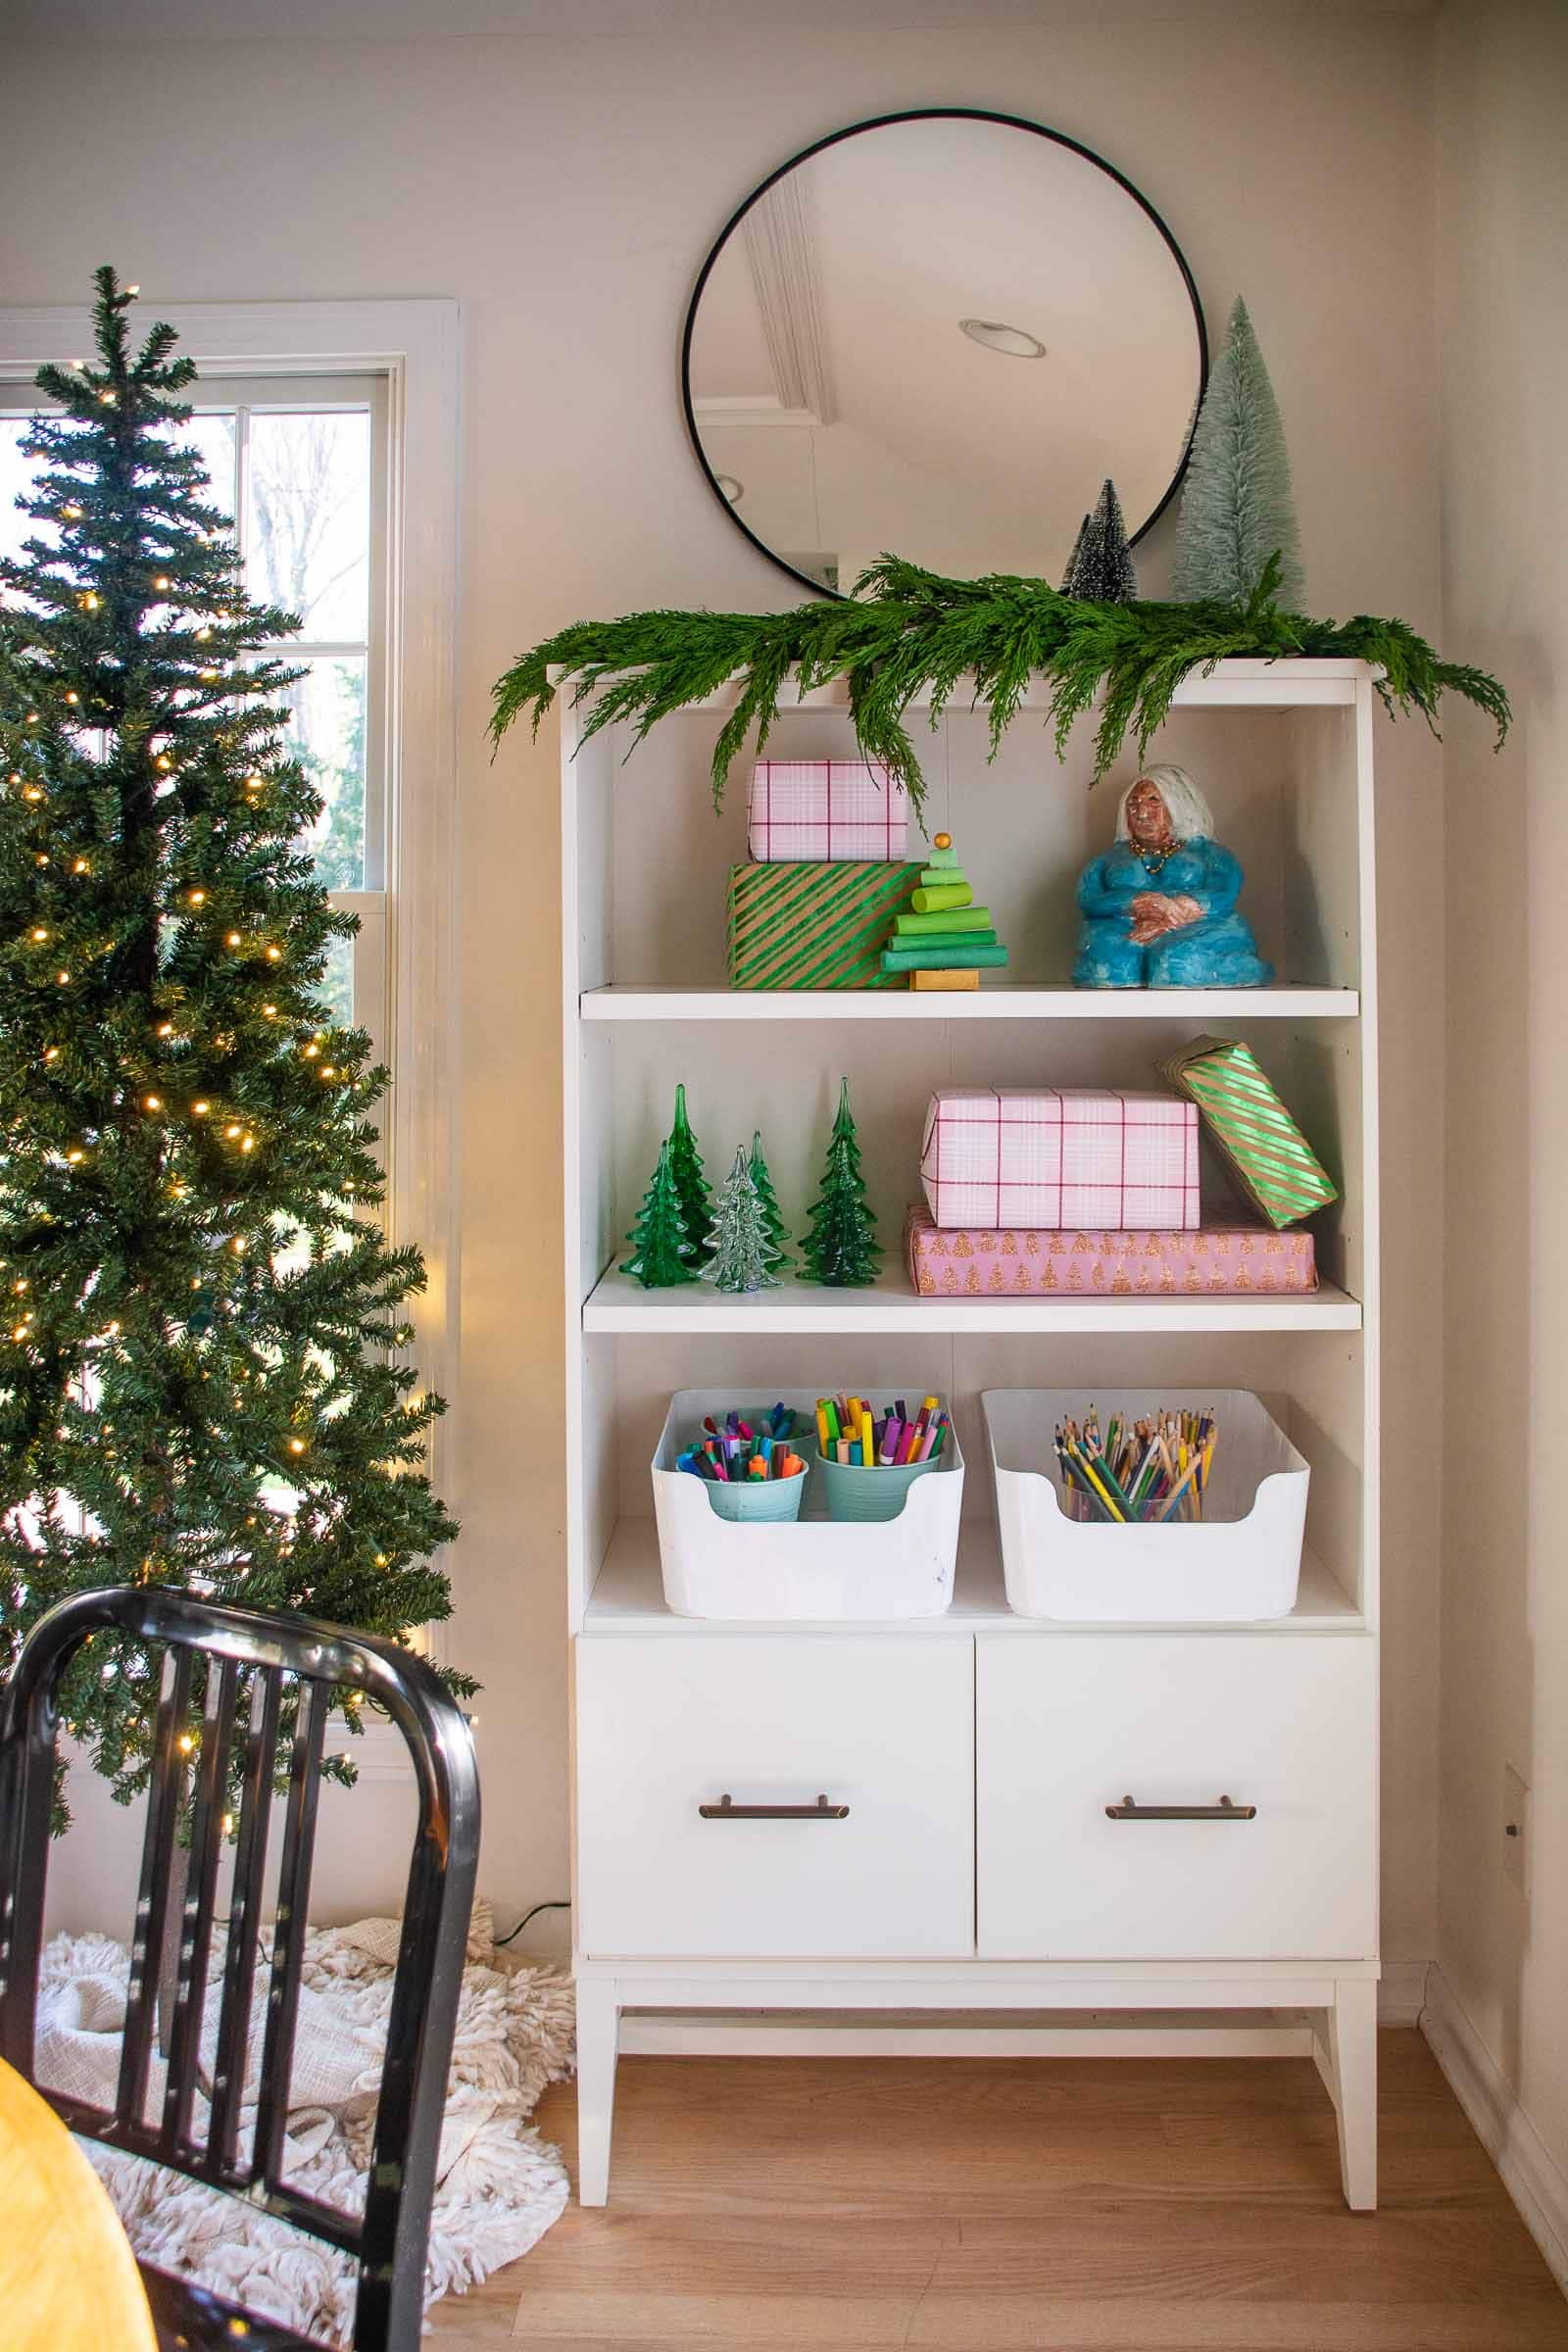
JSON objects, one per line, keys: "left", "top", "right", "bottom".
{"left": 1421, "top": 1966, "right": 1568, "bottom": 2297}
{"left": 1377, "top": 1959, "right": 1430, "bottom": 2028}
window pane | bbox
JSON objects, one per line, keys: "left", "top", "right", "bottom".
{"left": 247, "top": 410, "right": 369, "bottom": 640}
{"left": 176, "top": 410, "right": 239, "bottom": 529}
{"left": 0, "top": 416, "right": 52, "bottom": 579}
{"left": 278, "top": 653, "right": 367, "bottom": 890}
{"left": 318, "top": 930, "right": 355, "bottom": 1031}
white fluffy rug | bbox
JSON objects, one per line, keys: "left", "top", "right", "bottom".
{"left": 35, "top": 1905, "right": 574, "bottom": 2346}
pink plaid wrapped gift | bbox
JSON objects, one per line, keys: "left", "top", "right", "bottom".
{"left": 747, "top": 759, "right": 909, "bottom": 863}
{"left": 919, "top": 1088, "right": 1200, "bottom": 1231}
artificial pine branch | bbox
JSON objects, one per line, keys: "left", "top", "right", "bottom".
{"left": 492, "top": 552, "right": 1508, "bottom": 823}
{"left": 0, "top": 269, "right": 464, "bottom": 1823}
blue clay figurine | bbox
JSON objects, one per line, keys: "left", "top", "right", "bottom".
{"left": 1072, "top": 764, "right": 1273, "bottom": 989}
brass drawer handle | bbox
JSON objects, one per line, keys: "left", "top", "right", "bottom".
{"left": 699, "top": 1792, "right": 850, "bottom": 1820}
{"left": 1105, "top": 1793, "right": 1256, "bottom": 1821}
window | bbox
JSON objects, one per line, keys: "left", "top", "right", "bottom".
{"left": 0, "top": 374, "right": 389, "bottom": 1050}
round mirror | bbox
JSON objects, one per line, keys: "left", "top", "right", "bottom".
{"left": 683, "top": 109, "right": 1206, "bottom": 596}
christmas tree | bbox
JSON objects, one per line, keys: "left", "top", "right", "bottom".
{"left": 665, "top": 1081, "right": 712, "bottom": 1267}
{"left": 621, "top": 1139, "right": 698, "bottom": 1286}
{"left": 1171, "top": 296, "right": 1304, "bottom": 609}
{"left": 800, "top": 1078, "right": 882, "bottom": 1287}
{"left": 1062, "top": 477, "right": 1137, "bottom": 603}
{"left": 1058, "top": 513, "right": 1089, "bottom": 592}
{"left": 748, "top": 1129, "right": 792, "bottom": 1274}
{"left": 702, "top": 1147, "right": 780, "bottom": 1295}
{"left": 0, "top": 270, "right": 465, "bottom": 1819}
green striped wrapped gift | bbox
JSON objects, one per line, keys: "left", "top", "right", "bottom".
{"left": 1161, "top": 1037, "right": 1338, "bottom": 1229}
{"left": 727, "top": 861, "right": 920, "bottom": 990}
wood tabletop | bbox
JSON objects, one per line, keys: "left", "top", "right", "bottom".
{"left": 0, "top": 2055, "right": 157, "bottom": 2352}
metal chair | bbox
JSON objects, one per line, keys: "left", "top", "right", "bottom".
{"left": 0, "top": 1586, "right": 480, "bottom": 2352}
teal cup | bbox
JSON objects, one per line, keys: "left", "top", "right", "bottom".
{"left": 816, "top": 1446, "right": 939, "bottom": 1524}
{"left": 704, "top": 1463, "right": 808, "bottom": 1523}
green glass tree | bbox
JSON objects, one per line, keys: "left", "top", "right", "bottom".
{"left": 799, "top": 1078, "right": 882, "bottom": 1287}
{"left": 748, "top": 1129, "right": 793, "bottom": 1275}
{"left": 702, "top": 1147, "right": 780, "bottom": 1295}
{"left": 1063, "top": 477, "right": 1137, "bottom": 603}
{"left": 621, "top": 1139, "right": 698, "bottom": 1286}
{"left": 0, "top": 270, "right": 466, "bottom": 1821}
{"left": 665, "top": 1081, "right": 712, "bottom": 1267}
{"left": 1171, "top": 296, "right": 1304, "bottom": 609}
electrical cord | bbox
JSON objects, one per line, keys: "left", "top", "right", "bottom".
{"left": 495, "top": 1898, "right": 570, "bottom": 1948}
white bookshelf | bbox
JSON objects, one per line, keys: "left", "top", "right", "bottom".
{"left": 583, "top": 1261, "right": 1362, "bottom": 1334}
{"left": 582, "top": 983, "right": 1359, "bottom": 1022}
{"left": 560, "top": 659, "right": 1381, "bottom": 2213}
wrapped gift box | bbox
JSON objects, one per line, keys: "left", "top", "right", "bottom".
{"left": 747, "top": 759, "right": 910, "bottom": 863}
{"left": 1162, "top": 1037, "right": 1338, "bottom": 1229}
{"left": 726, "top": 860, "right": 920, "bottom": 990}
{"left": 905, "top": 1201, "right": 1317, "bottom": 1297}
{"left": 920, "top": 1087, "right": 1200, "bottom": 1231}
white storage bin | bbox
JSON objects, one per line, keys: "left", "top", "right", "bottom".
{"left": 652, "top": 1390, "right": 963, "bottom": 1621}
{"left": 982, "top": 1388, "right": 1308, "bottom": 1623}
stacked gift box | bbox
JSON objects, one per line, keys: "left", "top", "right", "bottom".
{"left": 727, "top": 759, "right": 917, "bottom": 992}
{"left": 904, "top": 1071, "right": 1330, "bottom": 1298}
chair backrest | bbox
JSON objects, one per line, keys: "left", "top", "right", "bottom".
{"left": 0, "top": 1586, "right": 480, "bottom": 2352}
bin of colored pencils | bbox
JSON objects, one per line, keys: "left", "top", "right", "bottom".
{"left": 981, "top": 1389, "right": 1309, "bottom": 1623}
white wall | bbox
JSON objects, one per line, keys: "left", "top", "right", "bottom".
{"left": 1436, "top": 0, "right": 1568, "bottom": 2189}
{"left": 2, "top": 5, "right": 1446, "bottom": 1962}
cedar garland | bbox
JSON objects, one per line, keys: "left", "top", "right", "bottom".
{"left": 490, "top": 553, "right": 1510, "bottom": 823}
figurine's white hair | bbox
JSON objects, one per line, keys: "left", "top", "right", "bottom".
{"left": 1114, "top": 762, "right": 1216, "bottom": 845}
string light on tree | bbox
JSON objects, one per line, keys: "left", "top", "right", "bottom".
{"left": 0, "top": 266, "right": 466, "bottom": 1832}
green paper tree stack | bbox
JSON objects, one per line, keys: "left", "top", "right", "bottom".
{"left": 621, "top": 1139, "right": 699, "bottom": 1287}
{"left": 880, "top": 830, "right": 1009, "bottom": 983}
{"left": 1063, "top": 477, "right": 1137, "bottom": 603}
{"left": 800, "top": 1078, "right": 882, "bottom": 1287}
{"left": 665, "top": 1081, "right": 712, "bottom": 1267}
{"left": 703, "top": 1147, "right": 780, "bottom": 1295}
{"left": 1172, "top": 296, "right": 1304, "bottom": 609}
{"left": 0, "top": 269, "right": 465, "bottom": 1820}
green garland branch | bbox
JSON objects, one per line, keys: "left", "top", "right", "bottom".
{"left": 490, "top": 554, "right": 1509, "bottom": 822}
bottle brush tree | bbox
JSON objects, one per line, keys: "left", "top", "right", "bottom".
{"left": 799, "top": 1078, "right": 882, "bottom": 1288}
{"left": 1063, "top": 478, "right": 1137, "bottom": 604}
{"left": 1172, "top": 295, "right": 1305, "bottom": 609}
{"left": 0, "top": 269, "right": 465, "bottom": 1819}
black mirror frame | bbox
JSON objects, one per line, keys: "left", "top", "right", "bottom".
{"left": 681, "top": 106, "right": 1209, "bottom": 602}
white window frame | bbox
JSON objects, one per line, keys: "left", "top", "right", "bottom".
{"left": 0, "top": 298, "right": 462, "bottom": 1690}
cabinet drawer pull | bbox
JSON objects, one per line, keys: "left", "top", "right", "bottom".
{"left": 699, "top": 1792, "right": 850, "bottom": 1821}
{"left": 1105, "top": 1793, "right": 1256, "bottom": 1822}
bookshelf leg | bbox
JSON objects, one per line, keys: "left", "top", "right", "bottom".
{"left": 1327, "top": 1978, "right": 1378, "bottom": 2211}
{"left": 575, "top": 1976, "right": 619, "bottom": 2208}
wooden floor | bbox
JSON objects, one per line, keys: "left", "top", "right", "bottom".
{"left": 427, "top": 2030, "right": 1568, "bottom": 2350}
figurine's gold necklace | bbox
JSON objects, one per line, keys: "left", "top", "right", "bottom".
{"left": 1136, "top": 840, "right": 1178, "bottom": 877}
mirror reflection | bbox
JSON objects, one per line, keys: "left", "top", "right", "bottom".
{"left": 685, "top": 113, "right": 1206, "bottom": 593}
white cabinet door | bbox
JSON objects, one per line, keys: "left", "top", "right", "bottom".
{"left": 576, "top": 1636, "right": 974, "bottom": 1959}
{"left": 977, "top": 1635, "right": 1376, "bottom": 1961}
